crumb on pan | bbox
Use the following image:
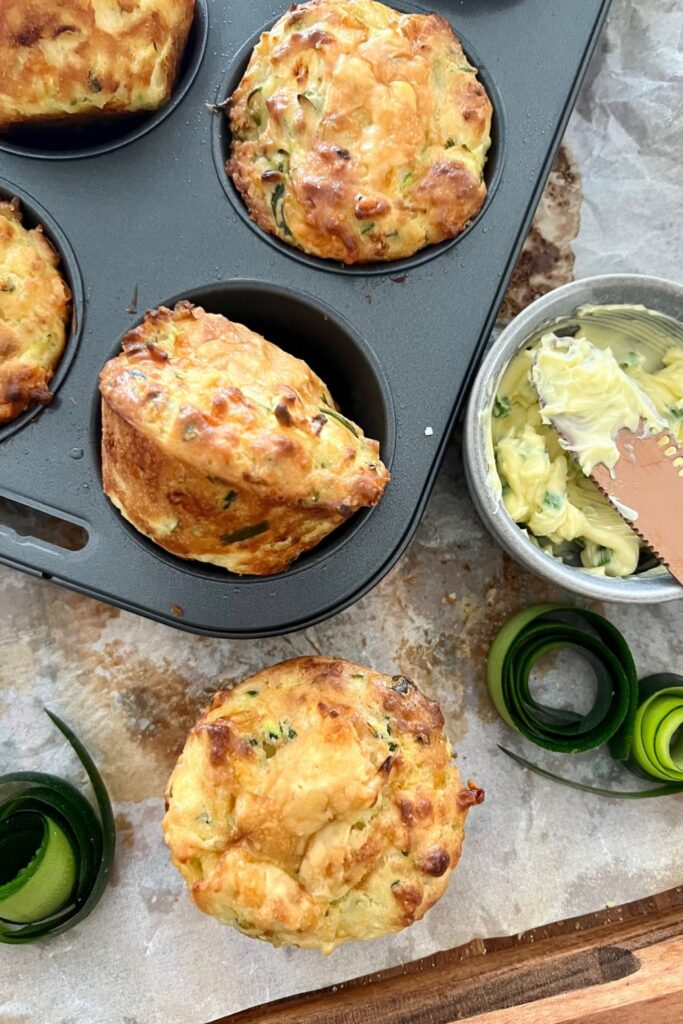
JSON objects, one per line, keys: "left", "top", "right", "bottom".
{"left": 227, "top": 0, "right": 492, "bottom": 264}
{"left": 163, "top": 657, "right": 481, "bottom": 952}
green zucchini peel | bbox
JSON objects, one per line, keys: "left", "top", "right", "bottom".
{"left": 321, "top": 407, "right": 359, "bottom": 438}
{"left": 498, "top": 746, "right": 682, "bottom": 799}
{"left": 486, "top": 604, "right": 637, "bottom": 754}
{"left": 488, "top": 606, "right": 683, "bottom": 797}
{"left": 0, "top": 711, "right": 115, "bottom": 943}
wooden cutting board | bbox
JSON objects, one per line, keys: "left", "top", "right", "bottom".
{"left": 217, "top": 886, "right": 683, "bottom": 1024}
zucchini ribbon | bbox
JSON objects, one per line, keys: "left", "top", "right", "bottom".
{"left": 0, "top": 711, "right": 115, "bottom": 943}
{"left": 487, "top": 605, "right": 683, "bottom": 797}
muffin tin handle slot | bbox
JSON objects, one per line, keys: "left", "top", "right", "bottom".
{"left": 0, "top": 494, "right": 88, "bottom": 552}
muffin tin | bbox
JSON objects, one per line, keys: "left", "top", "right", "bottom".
{"left": 0, "top": 0, "right": 612, "bottom": 637}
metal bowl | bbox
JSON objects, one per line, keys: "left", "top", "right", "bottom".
{"left": 463, "top": 274, "right": 683, "bottom": 603}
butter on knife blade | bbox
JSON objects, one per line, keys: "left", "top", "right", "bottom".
{"left": 532, "top": 334, "right": 683, "bottom": 586}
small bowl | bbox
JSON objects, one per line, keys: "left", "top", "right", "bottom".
{"left": 463, "top": 274, "right": 683, "bottom": 603}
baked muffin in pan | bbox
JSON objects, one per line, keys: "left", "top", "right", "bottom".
{"left": 0, "top": 0, "right": 195, "bottom": 130}
{"left": 227, "top": 0, "right": 492, "bottom": 264}
{"left": 163, "top": 656, "right": 483, "bottom": 952}
{"left": 0, "top": 199, "right": 71, "bottom": 425}
{"left": 99, "top": 302, "right": 390, "bottom": 575}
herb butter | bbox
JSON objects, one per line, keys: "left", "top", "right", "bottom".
{"left": 532, "top": 335, "right": 666, "bottom": 475}
{"left": 490, "top": 304, "right": 683, "bottom": 577}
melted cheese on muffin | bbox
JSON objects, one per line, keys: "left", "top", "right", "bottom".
{"left": 228, "top": 0, "right": 492, "bottom": 264}
{"left": 99, "top": 302, "right": 390, "bottom": 575}
{"left": 0, "top": 200, "right": 71, "bottom": 424}
{"left": 163, "top": 657, "right": 483, "bottom": 952}
{"left": 0, "top": 0, "right": 194, "bottom": 129}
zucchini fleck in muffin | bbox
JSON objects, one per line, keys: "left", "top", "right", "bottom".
{"left": 0, "top": 0, "right": 195, "bottom": 130}
{"left": 227, "top": 0, "right": 492, "bottom": 264}
{"left": 0, "top": 200, "right": 71, "bottom": 424}
{"left": 163, "top": 657, "right": 483, "bottom": 952}
{"left": 99, "top": 303, "right": 390, "bottom": 575}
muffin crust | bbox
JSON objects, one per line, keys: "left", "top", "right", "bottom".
{"left": 0, "top": 0, "right": 195, "bottom": 130}
{"left": 0, "top": 200, "right": 71, "bottom": 424}
{"left": 228, "top": 0, "right": 492, "bottom": 264}
{"left": 99, "top": 302, "right": 389, "bottom": 574}
{"left": 163, "top": 657, "right": 483, "bottom": 951}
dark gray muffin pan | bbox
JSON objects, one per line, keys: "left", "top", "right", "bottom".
{"left": 0, "top": 0, "right": 612, "bottom": 637}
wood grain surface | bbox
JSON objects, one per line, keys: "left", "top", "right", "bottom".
{"left": 218, "top": 887, "right": 683, "bottom": 1024}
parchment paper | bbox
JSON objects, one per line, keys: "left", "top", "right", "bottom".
{"left": 2, "top": 0, "right": 682, "bottom": 1021}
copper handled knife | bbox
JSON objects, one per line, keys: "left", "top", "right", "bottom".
{"left": 588, "top": 425, "right": 683, "bottom": 585}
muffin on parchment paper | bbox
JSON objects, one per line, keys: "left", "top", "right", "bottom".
{"left": 0, "top": 0, "right": 195, "bottom": 130}
{"left": 0, "top": 200, "right": 71, "bottom": 425}
{"left": 99, "top": 302, "right": 389, "bottom": 575}
{"left": 227, "top": 0, "right": 492, "bottom": 264}
{"left": 163, "top": 657, "right": 483, "bottom": 952}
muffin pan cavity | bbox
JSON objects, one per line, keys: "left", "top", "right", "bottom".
{"left": 0, "top": 0, "right": 208, "bottom": 161}
{"left": 96, "top": 281, "right": 395, "bottom": 581}
{"left": 0, "top": 179, "right": 84, "bottom": 444}
{"left": 212, "top": 7, "right": 506, "bottom": 276}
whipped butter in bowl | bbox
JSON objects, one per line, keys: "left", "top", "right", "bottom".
{"left": 464, "top": 275, "right": 683, "bottom": 602}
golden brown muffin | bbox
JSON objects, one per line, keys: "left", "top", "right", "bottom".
{"left": 0, "top": 200, "right": 71, "bottom": 424}
{"left": 0, "top": 0, "right": 194, "bottom": 130}
{"left": 99, "top": 302, "right": 390, "bottom": 574}
{"left": 227, "top": 0, "right": 492, "bottom": 264}
{"left": 163, "top": 657, "right": 483, "bottom": 952}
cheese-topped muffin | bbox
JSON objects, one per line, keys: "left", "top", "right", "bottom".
{"left": 163, "top": 657, "right": 483, "bottom": 952}
{"left": 0, "top": 200, "right": 71, "bottom": 425}
{"left": 99, "top": 302, "right": 390, "bottom": 575}
{"left": 0, "top": 0, "right": 194, "bottom": 130}
{"left": 227, "top": 0, "right": 492, "bottom": 264}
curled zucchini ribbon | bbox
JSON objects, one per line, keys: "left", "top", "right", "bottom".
{"left": 627, "top": 674, "right": 683, "bottom": 785}
{"left": 486, "top": 604, "right": 636, "bottom": 753}
{"left": 0, "top": 711, "right": 115, "bottom": 943}
{"left": 488, "top": 605, "right": 683, "bottom": 798}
